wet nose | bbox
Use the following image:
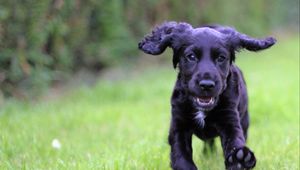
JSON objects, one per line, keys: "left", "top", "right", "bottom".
{"left": 199, "top": 80, "right": 215, "bottom": 90}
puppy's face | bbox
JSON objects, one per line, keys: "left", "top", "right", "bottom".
{"left": 138, "top": 22, "right": 276, "bottom": 111}
{"left": 178, "top": 28, "right": 231, "bottom": 111}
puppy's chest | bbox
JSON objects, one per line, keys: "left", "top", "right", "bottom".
{"left": 193, "top": 111, "right": 206, "bottom": 129}
{"left": 192, "top": 111, "right": 217, "bottom": 129}
{"left": 191, "top": 111, "right": 220, "bottom": 139}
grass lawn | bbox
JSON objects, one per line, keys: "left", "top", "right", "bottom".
{"left": 0, "top": 37, "right": 299, "bottom": 170}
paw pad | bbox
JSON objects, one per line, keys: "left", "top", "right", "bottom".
{"left": 225, "top": 147, "right": 256, "bottom": 170}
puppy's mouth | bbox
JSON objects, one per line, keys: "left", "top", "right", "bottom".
{"left": 195, "top": 97, "right": 215, "bottom": 105}
{"left": 193, "top": 96, "right": 216, "bottom": 111}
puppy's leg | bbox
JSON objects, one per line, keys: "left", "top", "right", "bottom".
{"left": 240, "top": 110, "right": 249, "bottom": 140}
{"left": 168, "top": 120, "right": 197, "bottom": 170}
{"left": 216, "top": 110, "right": 256, "bottom": 170}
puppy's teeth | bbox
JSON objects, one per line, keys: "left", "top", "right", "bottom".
{"left": 210, "top": 98, "right": 214, "bottom": 104}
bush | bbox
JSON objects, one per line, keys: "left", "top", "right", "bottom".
{"left": 0, "top": 0, "right": 138, "bottom": 97}
{"left": 0, "top": 0, "right": 297, "bottom": 98}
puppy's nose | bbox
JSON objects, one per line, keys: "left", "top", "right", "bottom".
{"left": 199, "top": 80, "right": 215, "bottom": 90}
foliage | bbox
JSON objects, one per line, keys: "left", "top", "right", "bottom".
{"left": 0, "top": 37, "right": 299, "bottom": 169}
{"left": 0, "top": 0, "right": 298, "bottom": 97}
{"left": 0, "top": 0, "right": 137, "bottom": 97}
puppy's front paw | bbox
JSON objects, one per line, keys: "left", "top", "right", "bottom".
{"left": 225, "top": 147, "right": 256, "bottom": 170}
{"left": 172, "top": 157, "right": 198, "bottom": 170}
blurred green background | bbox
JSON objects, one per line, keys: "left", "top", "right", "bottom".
{"left": 0, "top": 0, "right": 298, "bottom": 98}
{"left": 0, "top": 0, "right": 299, "bottom": 169}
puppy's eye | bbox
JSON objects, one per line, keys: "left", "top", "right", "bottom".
{"left": 216, "top": 55, "right": 226, "bottom": 63}
{"left": 185, "top": 54, "right": 197, "bottom": 62}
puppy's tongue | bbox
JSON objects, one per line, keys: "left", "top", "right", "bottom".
{"left": 198, "top": 97, "right": 212, "bottom": 103}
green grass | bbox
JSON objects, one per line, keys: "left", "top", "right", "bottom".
{"left": 0, "top": 37, "right": 299, "bottom": 170}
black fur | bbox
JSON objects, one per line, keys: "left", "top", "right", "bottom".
{"left": 138, "top": 21, "right": 276, "bottom": 170}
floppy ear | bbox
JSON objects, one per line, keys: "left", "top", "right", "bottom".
{"left": 207, "top": 25, "right": 276, "bottom": 51}
{"left": 138, "top": 22, "right": 192, "bottom": 68}
{"left": 236, "top": 34, "right": 276, "bottom": 51}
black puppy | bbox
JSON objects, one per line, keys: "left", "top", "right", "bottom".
{"left": 138, "top": 21, "right": 276, "bottom": 170}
